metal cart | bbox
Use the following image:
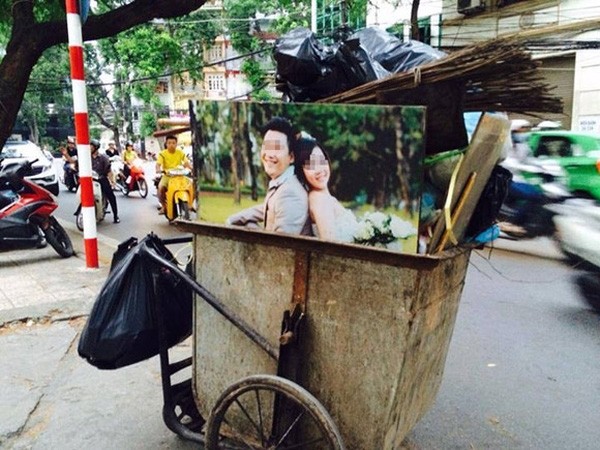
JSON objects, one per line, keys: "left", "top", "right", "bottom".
{"left": 154, "top": 223, "right": 471, "bottom": 449}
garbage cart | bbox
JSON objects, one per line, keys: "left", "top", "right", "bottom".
{"left": 157, "top": 221, "right": 471, "bottom": 449}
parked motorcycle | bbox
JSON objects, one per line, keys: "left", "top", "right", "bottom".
{"left": 63, "top": 158, "right": 79, "bottom": 192}
{"left": 75, "top": 171, "right": 108, "bottom": 231}
{"left": 0, "top": 157, "right": 74, "bottom": 257}
{"left": 155, "top": 166, "right": 194, "bottom": 222}
{"left": 116, "top": 158, "right": 148, "bottom": 198}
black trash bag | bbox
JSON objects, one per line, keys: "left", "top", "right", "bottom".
{"left": 465, "top": 165, "right": 513, "bottom": 238}
{"left": 78, "top": 234, "right": 193, "bottom": 370}
{"left": 274, "top": 27, "right": 384, "bottom": 101}
{"left": 350, "top": 27, "right": 446, "bottom": 74}
{"left": 273, "top": 26, "right": 446, "bottom": 101}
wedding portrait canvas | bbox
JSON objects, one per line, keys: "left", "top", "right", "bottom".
{"left": 191, "top": 100, "right": 425, "bottom": 254}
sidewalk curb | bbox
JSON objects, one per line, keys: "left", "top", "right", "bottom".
{"left": 58, "top": 218, "right": 120, "bottom": 266}
{"left": 0, "top": 221, "right": 118, "bottom": 327}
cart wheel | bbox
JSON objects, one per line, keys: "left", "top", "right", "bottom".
{"left": 205, "top": 375, "right": 345, "bottom": 450}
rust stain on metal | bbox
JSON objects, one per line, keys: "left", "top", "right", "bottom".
{"left": 291, "top": 250, "right": 310, "bottom": 312}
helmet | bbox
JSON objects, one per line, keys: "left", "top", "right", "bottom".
{"left": 536, "top": 120, "right": 561, "bottom": 130}
{"left": 125, "top": 141, "right": 133, "bottom": 147}
{"left": 90, "top": 139, "right": 100, "bottom": 149}
{"left": 510, "top": 119, "right": 531, "bottom": 132}
{"left": 67, "top": 136, "right": 75, "bottom": 144}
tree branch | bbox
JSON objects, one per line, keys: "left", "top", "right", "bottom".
{"left": 0, "top": 0, "right": 208, "bottom": 147}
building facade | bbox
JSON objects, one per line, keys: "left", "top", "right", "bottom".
{"left": 367, "top": 0, "right": 600, "bottom": 131}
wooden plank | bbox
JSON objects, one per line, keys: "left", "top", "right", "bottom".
{"left": 428, "top": 113, "right": 510, "bottom": 253}
{"left": 434, "top": 171, "right": 478, "bottom": 253}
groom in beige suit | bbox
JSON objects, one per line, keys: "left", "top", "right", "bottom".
{"left": 226, "top": 117, "right": 311, "bottom": 235}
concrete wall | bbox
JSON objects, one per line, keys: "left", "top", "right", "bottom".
{"left": 572, "top": 49, "right": 600, "bottom": 132}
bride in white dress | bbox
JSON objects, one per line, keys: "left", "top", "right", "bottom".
{"left": 294, "top": 136, "right": 358, "bottom": 243}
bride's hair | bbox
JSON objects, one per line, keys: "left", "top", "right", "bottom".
{"left": 294, "top": 135, "right": 331, "bottom": 189}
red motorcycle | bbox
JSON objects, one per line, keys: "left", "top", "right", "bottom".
{"left": 0, "top": 157, "right": 74, "bottom": 257}
{"left": 116, "top": 158, "right": 148, "bottom": 198}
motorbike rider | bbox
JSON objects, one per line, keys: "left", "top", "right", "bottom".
{"left": 155, "top": 134, "right": 192, "bottom": 215}
{"left": 121, "top": 141, "right": 138, "bottom": 181}
{"left": 90, "top": 139, "right": 120, "bottom": 223}
{"left": 105, "top": 141, "right": 119, "bottom": 158}
{"left": 60, "top": 137, "right": 78, "bottom": 183}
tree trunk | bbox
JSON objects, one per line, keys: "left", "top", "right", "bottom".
{"left": 231, "top": 102, "right": 242, "bottom": 204}
{"left": 0, "top": 0, "right": 207, "bottom": 148}
{"left": 410, "top": 0, "right": 421, "bottom": 41}
{"left": 394, "top": 119, "right": 411, "bottom": 214}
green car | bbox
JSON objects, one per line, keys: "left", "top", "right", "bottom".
{"left": 527, "top": 130, "right": 600, "bottom": 200}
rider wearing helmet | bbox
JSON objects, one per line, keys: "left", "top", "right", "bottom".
{"left": 90, "top": 139, "right": 120, "bottom": 223}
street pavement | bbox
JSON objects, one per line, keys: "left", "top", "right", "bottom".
{"left": 0, "top": 219, "right": 565, "bottom": 449}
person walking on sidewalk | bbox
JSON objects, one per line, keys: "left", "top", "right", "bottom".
{"left": 91, "top": 139, "right": 120, "bottom": 223}
{"left": 155, "top": 134, "right": 191, "bottom": 215}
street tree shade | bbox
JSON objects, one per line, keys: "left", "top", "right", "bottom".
{"left": 0, "top": 0, "right": 208, "bottom": 148}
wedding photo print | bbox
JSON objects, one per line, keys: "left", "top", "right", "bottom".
{"left": 191, "top": 100, "right": 425, "bottom": 254}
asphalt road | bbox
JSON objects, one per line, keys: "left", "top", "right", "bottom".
{"left": 50, "top": 159, "right": 600, "bottom": 448}
{"left": 408, "top": 249, "right": 600, "bottom": 449}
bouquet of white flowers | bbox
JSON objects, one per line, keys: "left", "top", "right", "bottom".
{"left": 353, "top": 212, "right": 417, "bottom": 250}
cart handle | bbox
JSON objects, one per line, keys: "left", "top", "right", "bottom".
{"left": 162, "top": 236, "right": 193, "bottom": 245}
{"left": 145, "top": 249, "right": 279, "bottom": 361}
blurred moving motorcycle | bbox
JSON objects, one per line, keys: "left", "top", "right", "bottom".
{"left": 548, "top": 198, "right": 600, "bottom": 268}
{"left": 549, "top": 198, "right": 600, "bottom": 312}
{"left": 498, "top": 158, "right": 571, "bottom": 239}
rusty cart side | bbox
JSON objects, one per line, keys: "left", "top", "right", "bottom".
{"left": 169, "top": 221, "right": 470, "bottom": 449}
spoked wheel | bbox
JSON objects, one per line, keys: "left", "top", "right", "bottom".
{"left": 205, "top": 375, "right": 345, "bottom": 450}
{"left": 137, "top": 178, "right": 148, "bottom": 198}
{"left": 44, "top": 217, "right": 74, "bottom": 258}
{"left": 177, "top": 199, "right": 191, "bottom": 221}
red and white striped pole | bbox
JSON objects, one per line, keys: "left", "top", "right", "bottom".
{"left": 65, "top": 0, "right": 98, "bottom": 268}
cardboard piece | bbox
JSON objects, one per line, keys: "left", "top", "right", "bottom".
{"left": 428, "top": 113, "right": 510, "bottom": 253}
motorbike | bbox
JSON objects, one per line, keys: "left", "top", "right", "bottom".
{"left": 116, "top": 158, "right": 148, "bottom": 198}
{"left": 62, "top": 157, "right": 79, "bottom": 192}
{"left": 0, "top": 157, "right": 74, "bottom": 257}
{"left": 155, "top": 166, "right": 194, "bottom": 222}
{"left": 75, "top": 171, "right": 108, "bottom": 231}
{"left": 498, "top": 158, "right": 571, "bottom": 239}
{"left": 549, "top": 198, "right": 600, "bottom": 312}
{"left": 548, "top": 198, "right": 600, "bottom": 268}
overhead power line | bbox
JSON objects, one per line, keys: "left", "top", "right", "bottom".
{"left": 26, "top": 47, "right": 272, "bottom": 93}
